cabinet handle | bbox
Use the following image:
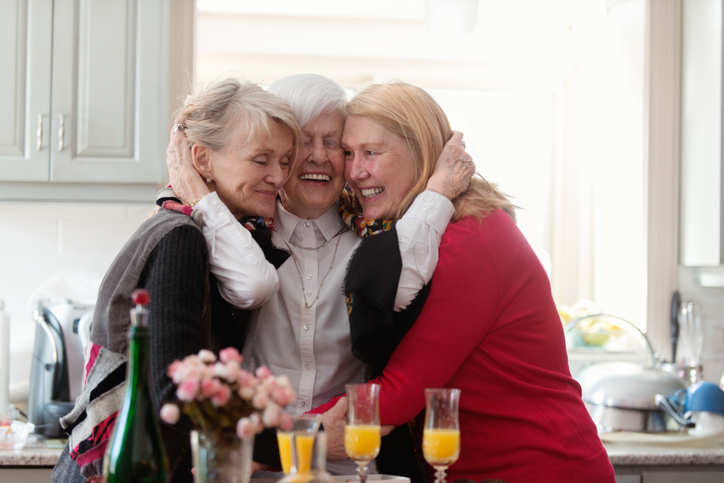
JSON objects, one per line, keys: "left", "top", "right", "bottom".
{"left": 57, "top": 115, "right": 64, "bottom": 152}
{"left": 36, "top": 114, "right": 43, "bottom": 151}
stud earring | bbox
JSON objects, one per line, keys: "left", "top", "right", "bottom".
{"left": 206, "top": 177, "right": 211, "bottom": 183}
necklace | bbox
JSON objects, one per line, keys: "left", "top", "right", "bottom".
{"left": 285, "top": 225, "right": 348, "bottom": 250}
{"left": 280, "top": 226, "right": 349, "bottom": 309}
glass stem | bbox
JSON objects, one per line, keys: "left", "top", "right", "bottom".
{"left": 434, "top": 466, "right": 448, "bottom": 483}
{"left": 356, "top": 462, "right": 369, "bottom": 483}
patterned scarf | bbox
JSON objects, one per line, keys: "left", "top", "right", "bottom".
{"left": 338, "top": 187, "right": 394, "bottom": 238}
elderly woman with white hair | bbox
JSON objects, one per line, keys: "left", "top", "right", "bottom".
{"left": 167, "top": 73, "right": 474, "bottom": 479}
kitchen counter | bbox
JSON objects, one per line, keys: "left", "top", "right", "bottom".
{"left": 605, "top": 442, "right": 724, "bottom": 466}
{"left": 1, "top": 434, "right": 724, "bottom": 482}
{"left": 0, "top": 438, "right": 63, "bottom": 483}
{"left": 602, "top": 432, "right": 724, "bottom": 483}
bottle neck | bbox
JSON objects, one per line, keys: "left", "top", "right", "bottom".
{"left": 126, "top": 325, "right": 151, "bottom": 390}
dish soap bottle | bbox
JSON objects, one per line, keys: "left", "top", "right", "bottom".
{"left": 103, "top": 289, "right": 168, "bottom": 482}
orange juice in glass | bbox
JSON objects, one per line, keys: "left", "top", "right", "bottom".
{"left": 345, "top": 383, "right": 381, "bottom": 483}
{"left": 422, "top": 428, "right": 460, "bottom": 465}
{"left": 423, "top": 388, "right": 461, "bottom": 483}
{"left": 344, "top": 424, "right": 381, "bottom": 461}
{"left": 276, "top": 414, "right": 321, "bottom": 474}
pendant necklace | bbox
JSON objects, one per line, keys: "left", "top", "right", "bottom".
{"left": 280, "top": 225, "right": 349, "bottom": 309}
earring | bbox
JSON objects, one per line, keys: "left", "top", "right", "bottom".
{"left": 206, "top": 177, "right": 211, "bottom": 183}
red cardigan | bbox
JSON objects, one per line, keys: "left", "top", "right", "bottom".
{"left": 371, "top": 211, "right": 614, "bottom": 482}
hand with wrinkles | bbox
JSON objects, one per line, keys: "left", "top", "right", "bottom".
{"left": 166, "top": 120, "right": 211, "bottom": 205}
{"left": 426, "top": 130, "right": 476, "bottom": 200}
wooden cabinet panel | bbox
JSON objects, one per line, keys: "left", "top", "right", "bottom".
{"left": 0, "top": 0, "right": 171, "bottom": 192}
{"left": 0, "top": 0, "right": 52, "bottom": 182}
{"left": 50, "top": 0, "right": 166, "bottom": 184}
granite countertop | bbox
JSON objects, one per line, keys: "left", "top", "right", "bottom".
{"left": 0, "top": 437, "right": 64, "bottom": 467}
{"left": 602, "top": 432, "right": 724, "bottom": 466}
{"left": 1, "top": 434, "right": 724, "bottom": 468}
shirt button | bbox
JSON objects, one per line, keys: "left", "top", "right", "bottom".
{"left": 306, "top": 274, "right": 312, "bottom": 280}
{"left": 211, "top": 198, "right": 218, "bottom": 206}
{"left": 303, "top": 324, "right": 309, "bottom": 331}
{"left": 306, "top": 292, "right": 312, "bottom": 297}
{"left": 304, "top": 363, "right": 311, "bottom": 370}
{"left": 300, "top": 401, "right": 306, "bottom": 407}
{"left": 304, "top": 221, "right": 311, "bottom": 228}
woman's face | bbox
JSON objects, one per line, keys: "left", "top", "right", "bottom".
{"left": 208, "top": 120, "right": 294, "bottom": 219}
{"left": 342, "top": 115, "right": 417, "bottom": 220}
{"left": 281, "top": 110, "right": 347, "bottom": 220}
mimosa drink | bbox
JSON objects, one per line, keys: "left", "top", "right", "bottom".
{"left": 423, "top": 428, "right": 460, "bottom": 465}
{"left": 344, "top": 424, "right": 381, "bottom": 461}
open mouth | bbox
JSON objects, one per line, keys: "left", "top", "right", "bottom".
{"left": 361, "top": 187, "right": 385, "bottom": 199}
{"left": 299, "top": 174, "right": 330, "bottom": 182}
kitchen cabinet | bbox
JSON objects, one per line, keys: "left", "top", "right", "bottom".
{"left": 0, "top": 0, "right": 171, "bottom": 201}
{"left": 680, "top": 0, "right": 723, "bottom": 269}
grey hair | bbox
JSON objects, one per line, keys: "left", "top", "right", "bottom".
{"left": 175, "top": 77, "right": 301, "bottom": 153}
{"left": 267, "top": 74, "right": 347, "bottom": 128}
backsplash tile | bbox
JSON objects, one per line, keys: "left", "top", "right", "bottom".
{"left": 0, "top": 201, "right": 152, "bottom": 398}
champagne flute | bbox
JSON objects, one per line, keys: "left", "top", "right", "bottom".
{"left": 344, "top": 383, "right": 381, "bottom": 483}
{"left": 423, "top": 388, "right": 461, "bottom": 483}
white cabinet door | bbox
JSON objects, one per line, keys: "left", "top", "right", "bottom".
{"left": 680, "top": 0, "right": 723, "bottom": 266}
{"left": 49, "top": 0, "right": 167, "bottom": 184}
{"left": 0, "top": 0, "right": 53, "bottom": 181}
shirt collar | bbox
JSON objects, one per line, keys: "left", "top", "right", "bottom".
{"left": 274, "top": 199, "right": 346, "bottom": 242}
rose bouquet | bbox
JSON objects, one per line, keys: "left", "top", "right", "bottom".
{"left": 159, "top": 347, "right": 295, "bottom": 438}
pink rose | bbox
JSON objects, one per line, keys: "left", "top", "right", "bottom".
{"left": 167, "top": 360, "right": 182, "bottom": 379}
{"left": 160, "top": 403, "right": 180, "bottom": 424}
{"left": 223, "top": 361, "right": 241, "bottom": 383}
{"left": 212, "top": 362, "right": 229, "bottom": 380}
{"left": 279, "top": 413, "right": 293, "bottom": 431}
{"left": 176, "top": 379, "right": 199, "bottom": 402}
{"left": 239, "top": 385, "right": 255, "bottom": 400}
{"left": 211, "top": 385, "right": 231, "bottom": 407}
{"left": 200, "top": 378, "right": 221, "bottom": 399}
{"left": 273, "top": 387, "right": 292, "bottom": 406}
{"left": 236, "top": 417, "right": 253, "bottom": 438}
{"left": 255, "top": 366, "right": 272, "bottom": 380}
{"left": 262, "top": 403, "right": 281, "bottom": 427}
{"left": 252, "top": 391, "right": 269, "bottom": 410}
{"left": 219, "top": 347, "right": 243, "bottom": 364}
{"left": 198, "top": 349, "right": 216, "bottom": 364}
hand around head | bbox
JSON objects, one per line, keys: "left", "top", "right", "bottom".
{"left": 321, "top": 396, "right": 349, "bottom": 462}
{"left": 166, "top": 119, "right": 211, "bottom": 205}
{"left": 426, "top": 130, "right": 476, "bottom": 200}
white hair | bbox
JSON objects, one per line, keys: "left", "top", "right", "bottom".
{"left": 267, "top": 74, "right": 347, "bottom": 128}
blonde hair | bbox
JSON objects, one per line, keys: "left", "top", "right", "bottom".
{"left": 175, "top": 77, "right": 301, "bottom": 157}
{"left": 346, "top": 82, "right": 516, "bottom": 222}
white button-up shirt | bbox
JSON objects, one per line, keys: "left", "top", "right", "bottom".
{"left": 195, "top": 190, "right": 453, "bottom": 473}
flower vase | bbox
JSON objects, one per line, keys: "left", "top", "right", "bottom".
{"left": 191, "top": 429, "right": 254, "bottom": 483}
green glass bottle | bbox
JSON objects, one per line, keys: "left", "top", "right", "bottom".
{"left": 103, "top": 288, "right": 168, "bottom": 482}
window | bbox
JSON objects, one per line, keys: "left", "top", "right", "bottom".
{"left": 194, "top": 0, "right": 652, "bottom": 330}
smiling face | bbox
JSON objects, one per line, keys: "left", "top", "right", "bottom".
{"left": 281, "top": 109, "right": 347, "bottom": 219}
{"left": 205, "top": 120, "right": 294, "bottom": 219}
{"left": 342, "top": 115, "right": 418, "bottom": 221}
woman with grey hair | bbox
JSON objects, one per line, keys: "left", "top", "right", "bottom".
{"left": 168, "top": 73, "right": 474, "bottom": 479}
{"left": 52, "top": 78, "right": 301, "bottom": 483}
